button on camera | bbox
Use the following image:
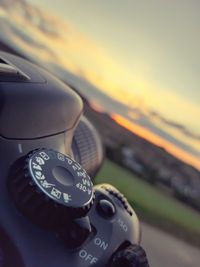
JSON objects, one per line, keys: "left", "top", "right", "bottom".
{"left": 97, "top": 199, "right": 116, "bottom": 218}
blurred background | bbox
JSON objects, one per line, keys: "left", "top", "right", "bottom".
{"left": 0, "top": 0, "right": 200, "bottom": 266}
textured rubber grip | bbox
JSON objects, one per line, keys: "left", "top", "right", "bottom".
{"left": 72, "top": 116, "right": 104, "bottom": 179}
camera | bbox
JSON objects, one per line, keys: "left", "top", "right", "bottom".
{"left": 0, "top": 52, "right": 149, "bottom": 267}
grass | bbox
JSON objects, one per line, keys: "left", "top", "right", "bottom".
{"left": 95, "top": 159, "right": 200, "bottom": 246}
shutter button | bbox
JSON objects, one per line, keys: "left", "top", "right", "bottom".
{"left": 97, "top": 199, "right": 115, "bottom": 218}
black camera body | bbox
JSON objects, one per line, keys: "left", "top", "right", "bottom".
{"left": 0, "top": 52, "right": 143, "bottom": 267}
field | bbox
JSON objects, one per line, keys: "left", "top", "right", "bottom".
{"left": 95, "top": 159, "right": 200, "bottom": 246}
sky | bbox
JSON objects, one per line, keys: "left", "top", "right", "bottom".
{"left": 30, "top": 0, "right": 200, "bottom": 132}
{"left": 0, "top": 0, "right": 199, "bottom": 169}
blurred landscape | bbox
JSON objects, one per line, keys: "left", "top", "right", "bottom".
{"left": 80, "top": 88, "right": 200, "bottom": 245}
{"left": 83, "top": 99, "right": 200, "bottom": 212}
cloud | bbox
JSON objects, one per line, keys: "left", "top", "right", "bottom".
{"left": 149, "top": 110, "right": 200, "bottom": 141}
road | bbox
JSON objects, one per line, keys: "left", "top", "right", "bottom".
{"left": 141, "top": 222, "right": 200, "bottom": 267}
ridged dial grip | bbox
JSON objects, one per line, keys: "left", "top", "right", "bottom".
{"left": 109, "top": 244, "right": 150, "bottom": 267}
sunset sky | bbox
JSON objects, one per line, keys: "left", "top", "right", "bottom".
{"left": 30, "top": 0, "right": 200, "bottom": 132}
{"left": 0, "top": 0, "right": 199, "bottom": 169}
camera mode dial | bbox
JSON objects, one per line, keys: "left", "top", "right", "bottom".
{"left": 8, "top": 149, "right": 94, "bottom": 227}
